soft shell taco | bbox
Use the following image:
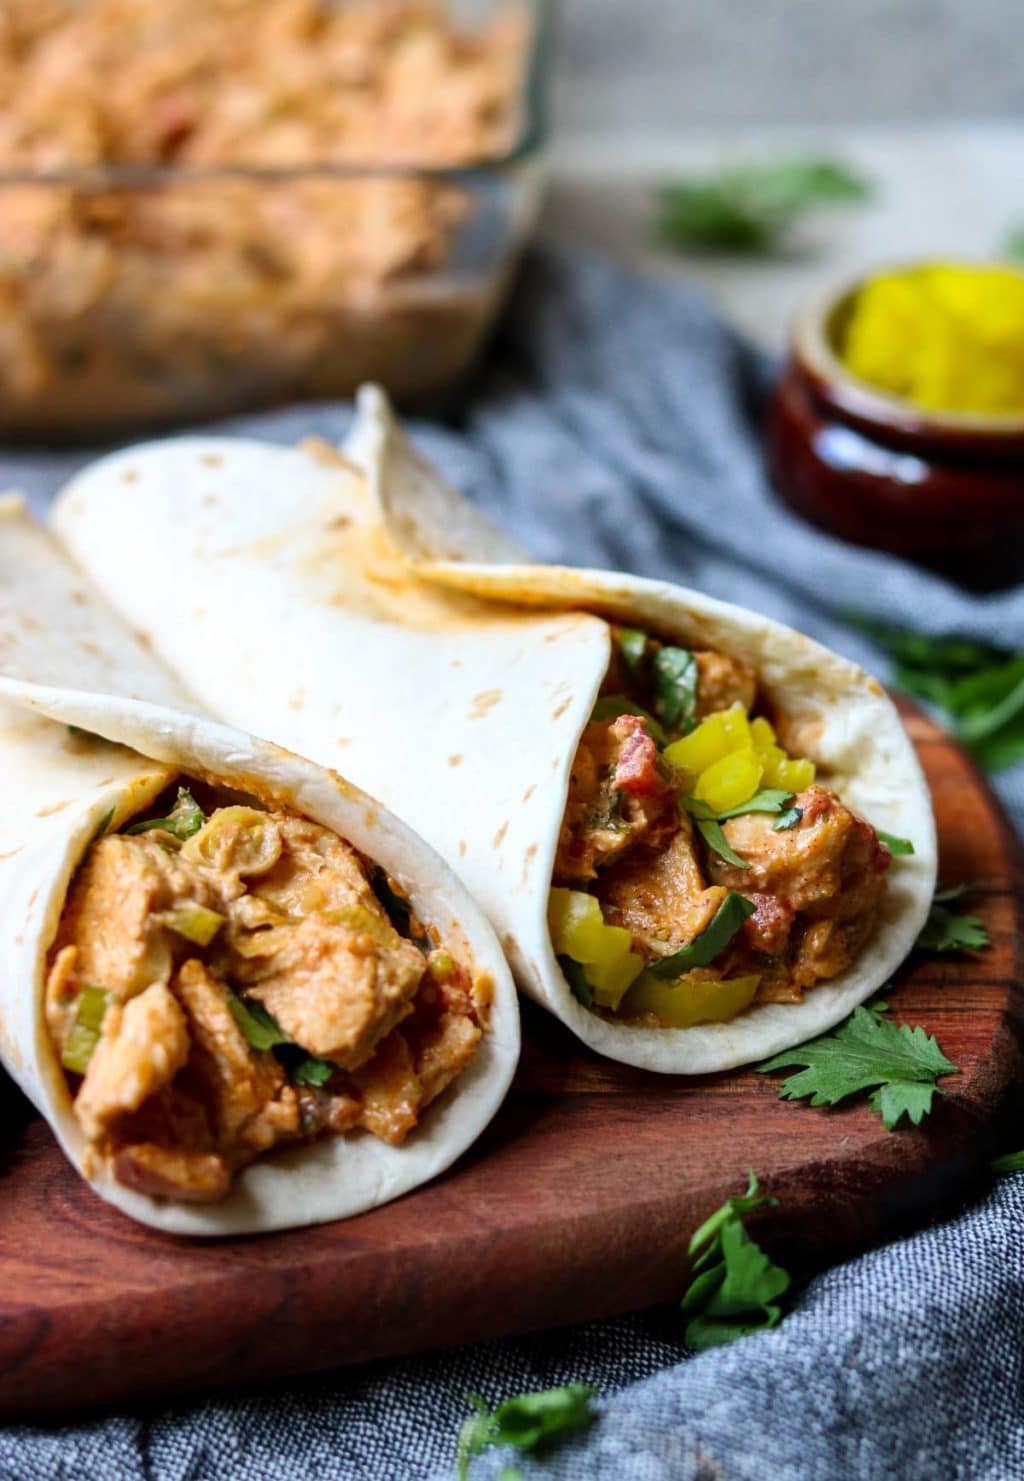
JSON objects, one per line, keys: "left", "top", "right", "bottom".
{"left": 0, "top": 500, "right": 518, "bottom": 1233}
{"left": 48, "top": 388, "right": 936, "bottom": 1072}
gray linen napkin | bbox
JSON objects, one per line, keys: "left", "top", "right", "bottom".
{"left": 2, "top": 248, "right": 1021, "bottom": 1479}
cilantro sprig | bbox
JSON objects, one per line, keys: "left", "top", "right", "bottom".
{"left": 757, "top": 1003, "right": 958, "bottom": 1129}
{"left": 651, "top": 646, "right": 699, "bottom": 735}
{"left": 455, "top": 1384, "right": 597, "bottom": 1479}
{"left": 657, "top": 157, "right": 871, "bottom": 255}
{"left": 916, "top": 884, "right": 991, "bottom": 954}
{"left": 681, "top": 1171, "right": 791, "bottom": 1350}
{"left": 853, "top": 618, "right": 1024, "bottom": 773}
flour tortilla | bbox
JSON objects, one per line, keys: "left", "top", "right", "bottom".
{"left": 50, "top": 387, "right": 937, "bottom": 1073}
{"left": 0, "top": 499, "right": 519, "bottom": 1234}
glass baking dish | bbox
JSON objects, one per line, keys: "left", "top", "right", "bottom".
{"left": 0, "top": 0, "right": 554, "bottom": 440}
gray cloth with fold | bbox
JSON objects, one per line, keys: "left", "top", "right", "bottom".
{"left": 2, "top": 249, "right": 1021, "bottom": 1480}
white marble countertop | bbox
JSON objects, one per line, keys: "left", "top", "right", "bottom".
{"left": 541, "top": 120, "right": 1024, "bottom": 350}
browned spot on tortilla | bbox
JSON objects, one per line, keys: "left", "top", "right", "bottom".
{"left": 451, "top": 659, "right": 464, "bottom": 668}
{"left": 192, "top": 606, "right": 207, "bottom": 619}
{"left": 200, "top": 453, "right": 223, "bottom": 468}
{"left": 36, "top": 800, "right": 70, "bottom": 817}
{"left": 522, "top": 784, "right": 536, "bottom": 803}
{"left": 336, "top": 737, "right": 351, "bottom": 748}
{"left": 492, "top": 821, "right": 509, "bottom": 849}
{"left": 458, "top": 840, "right": 467, "bottom": 857}
{"left": 552, "top": 756, "right": 561, "bottom": 770}
{"left": 469, "top": 688, "right": 503, "bottom": 720}
{"left": 0, "top": 846, "right": 23, "bottom": 860}
{"left": 448, "top": 754, "right": 463, "bottom": 767}
{"left": 501, "top": 931, "right": 516, "bottom": 954}
{"left": 71, "top": 590, "right": 87, "bottom": 606}
{"left": 327, "top": 515, "right": 352, "bottom": 532}
{"left": 27, "top": 888, "right": 38, "bottom": 908}
{"left": 520, "top": 842, "right": 538, "bottom": 884}
{"left": 20, "top": 613, "right": 40, "bottom": 631}
{"left": 78, "top": 639, "right": 100, "bottom": 656}
{"left": 121, "top": 469, "right": 138, "bottom": 484}
{"left": 288, "top": 689, "right": 305, "bottom": 711}
{"left": 552, "top": 697, "right": 572, "bottom": 720}
{"left": 201, "top": 494, "right": 218, "bottom": 508}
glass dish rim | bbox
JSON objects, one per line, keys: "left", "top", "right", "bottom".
{"left": 0, "top": 0, "right": 555, "bottom": 190}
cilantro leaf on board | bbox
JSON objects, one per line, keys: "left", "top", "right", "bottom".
{"left": 681, "top": 1170, "right": 791, "bottom": 1350}
{"left": 455, "top": 1384, "right": 597, "bottom": 1479}
{"left": 992, "top": 1149, "right": 1024, "bottom": 1175}
{"left": 757, "top": 1005, "right": 958, "bottom": 1129}
{"left": 916, "top": 884, "right": 991, "bottom": 953}
{"left": 657, "top": 157, "right": 871, "bottom": 255}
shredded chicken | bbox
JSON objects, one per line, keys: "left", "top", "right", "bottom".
{"left": 75, "top": 982, "right": 190, "bottom": 1142}
{"left": 600, "top": 812, "right": 727, "bottom": 955}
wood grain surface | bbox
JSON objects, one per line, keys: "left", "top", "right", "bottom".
{"left": 0, "top": 700, "right": 1020, "bottom": 1419}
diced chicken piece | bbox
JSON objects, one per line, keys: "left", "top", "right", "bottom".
{"left": 600, "top": 810, "right": 727, "bottom": 954}
{"left": 711, "top": 785, "right": 890, "bottom": 993}
{"left": 352, "top": 1029, "right": 421, "bottom": 1145}
{"left": 250, "top": 813, "right": 390, "bottom": 922}
{"left": 694, "top": 650, "right": 757, "bottom": 719}
{"left": 555, "top": 715, "right": 681, "bottom": 885}
{"left": 112, "top": 1141, "right": 231, "bottom": 1203}
{"left": 414, "top": 1010, "right": 481, "bottom": 1108}
{"left": 710, "top": 785, "right": 889, "bottom": 915}
{"left": 174, "top": 958, "right": 299, "bottom": 1153}
{"left": 75, "top": 981, "right": 189, "bottom": 1142}
{"left": 239, "top": 913, "right": 425, "bottom": 1069}
{"left": 57, "top": 834, "right": 220, "bottom": 1000}
{"left": 295, "top": 1085, "right": 363, "bottom": 1138}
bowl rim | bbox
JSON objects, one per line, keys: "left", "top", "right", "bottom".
{"left": 0, "top": 0, "right": 556, "bottom": 188}
{"left": 794, "top": 256, "right": 1024, "bottom": 440}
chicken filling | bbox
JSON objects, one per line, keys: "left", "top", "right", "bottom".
{"left": 47, "top": 782, "right": 485, "bottom": 1202}
{"left": 551, "top": 626, "right": 895, "bottom": 1027}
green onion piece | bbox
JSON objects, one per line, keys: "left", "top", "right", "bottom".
{"left": 590, "top": 695, "right": 668, "bottom": 747}
{"left": 618, "top": 628, "right": 649, "bottom": 673}
{"left": 60, "top": 986, "right": 109, "bottom": 1075}
{"left": 557, "top": 953, "right": 593, "bottom": 1007}
{"left": 651, "top": 646, "right": 699, "bottom": 735}
{"left": 165, "top": 903, "right": 225, "bottom": 946}
{"left": 128, "top": 787, "right": 206, "bottom": 842}
{"left": 647, "top": 892, "right": 756, "bottom": 979}
{"left": 695, "top": 818, "right": 749, "bottom": 870}
{"left": 773, "top": 806, "right": 803, "bottom": 832}
{"left": 226, "top": 990, "right": 291, "bottom": 1051}
{"left": 291, "top": 1056, "right": 336, "bottom": 1088}
{"left": 878, "top": 831, "right": 914, "bottom": 856}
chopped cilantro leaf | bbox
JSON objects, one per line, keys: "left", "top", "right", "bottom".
{"left": 916, "top": 884, "right": 990, "bottom": 953}
{"left": 681, "top": 1170, "right": 790, "bottom": 1350}
{"left": 648, "top": 891, "right": 755, "bottom": 978}
{"left": 695, "top": 817, "right": 748, "bottom": 870}
{"left": 757, "top": 1004, "right": 958, "bottom": 1129}
{"left": 455, "top": 1384, "right": 597, "bottom": 1479}
{"left": 291, "top": 1056, "right": 336, "bottom": 1088}
{"left": 773, "top": 805, "right": 802, "bottom": 831}
{"left": 651, "top": 646, "right": 698, "bottom": 735}
{"left": 617, "top": 628, "right": 649, "bottom": 673}
{"left": 878, "top": 830, "right": 914, "bottom": 856}
{"left": 227, "top": 991, "right": 291, "bottom": 1051}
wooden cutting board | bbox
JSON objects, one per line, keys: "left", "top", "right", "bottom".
{"left": 0, "top": 700, "right": 1020, "bottom": 1419}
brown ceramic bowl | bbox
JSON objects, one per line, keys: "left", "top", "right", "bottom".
{"left": 766, "top": 262, "right": 1024, "bottom": 588}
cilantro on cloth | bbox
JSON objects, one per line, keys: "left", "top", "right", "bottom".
{"left": 854, "top": 619, "right": 1024, "bottom": 773}
{"left": 680, "top": 1170, "right": 791, "bottom": 1350}
{"left": 758, "top": 1003, "right": 958, "bottom": 1129}
{"left": 455, "top": 1384, "right": 597, "bottom": 1479}
{"left": 916, "top": 884, "right": 991, "bottom": 953}
{"left": 656, "top": 157, "right": 871, "bottom": 255}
